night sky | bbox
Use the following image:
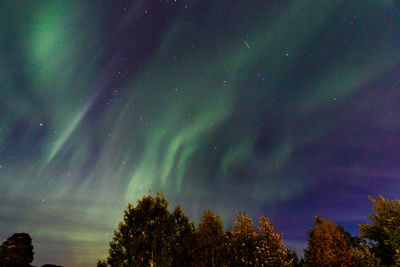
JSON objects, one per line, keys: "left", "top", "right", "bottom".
{"left": 1, "top": 1, "right": 400, "bottom": 266}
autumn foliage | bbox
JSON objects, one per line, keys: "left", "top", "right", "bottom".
{"left": 97, "top": 194, "right": 400, "bottom": 267}
{"left": 303, "top": 216, "right": 357, "bottom": 266}
{"left": 359, "top": 196, "right": 400, "bottom": 266}
{"left": 1, "top": 194, "right": 399, "bottom": 266}
{"left": 98, "top": 194, "right": 293, "bottom": 266}
{"left": 225, "top": 212, "right": 292, "bottom": 266}
{"left": 195, "top": 210, "right": 225, "bottom": 266}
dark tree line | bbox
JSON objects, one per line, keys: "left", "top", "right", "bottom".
{"left": 0, "top": 233, "right": 34, "bottom": 267}
{"left": 97, "top": 193, "right": 293, "bottom": 267}
{"left": 1, "top": 194, "right": 399, "bottom": 266}
{"left": 0, "top": 233, "right": 62, "bottom": 267}
{"left": 98, "top": 194, "right": 400, "bottom": 267}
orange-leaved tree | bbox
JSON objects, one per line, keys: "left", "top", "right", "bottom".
{"left": 303, "top": 216, "right": 357, "bottom": 267}
{"left": 225, "top": 211, "right": 293, "bottom": 266}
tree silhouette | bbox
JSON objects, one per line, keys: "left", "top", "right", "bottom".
{"left": 256, "top": 216, "right": 293, "bottom": 266}
{"left": 0, "top": 233, "right": 34, "bottom": 267}
{"left": 303, "top": 216, "right": 357, "bottom": 267}
{"left": 195, "top": 210, "right": 226, "bottom": 267}
{"left": 359, "top": 195, "right": 400, "bottom": 266}
{"left": 98, "top": 192, "right": 195, "bottom": 267}
{"left": 285, "top": 249, "right": 302, "bottom": 267}
{"left": 169, "top": 205, "right": 196, "bottom": 266}
{"left": 225, "top": 211, "right": 292, "bottom": 266}
{"left": 225, "top": 211, "right": 258, "bottom": 266}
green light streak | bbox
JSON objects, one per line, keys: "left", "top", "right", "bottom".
{"left": 43, "top": 106, "right": 88, "bottom": 167}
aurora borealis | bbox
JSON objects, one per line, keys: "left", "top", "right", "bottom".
{"left": 2, "top": 1, "right": 400, "bottom": 265}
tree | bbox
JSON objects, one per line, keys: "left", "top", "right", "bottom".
{"left": 225, "top": 211, "right": 258, "bottom": 266}
{"left": 96, "top": 260, "right": 108, "bottom": 267}
{"left": 169, "top": 205, "right": 196, "bottom": 266}
{"left": 359, "top": 195, "right": 400, "bottom": 266}
{"left": 257, "top": 216, "right": 293, "bottom": 266}
{"left": 225, "top": 211, "right": 293, "bottom": 266}
{"left": 303, "top": 216, "right": 357, "bottom": 267}
{"left": 286, "top": 249, "right": 302, "bottom": 267}
{"left": 99, "top": 193, "right": 174, "bottom": 266}
{"left": 0, "top": 233, "right": 34, "bottom": 266}
{"left": 98, "top": 192, "right": 195, "bottom": 267}
{"left": 195, "top": 210, "right": 226, "bottom": 267}
{"left": 353, "top": 240, "right": 380, "bottom": 267}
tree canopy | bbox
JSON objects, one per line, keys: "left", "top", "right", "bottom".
{"left": 4, "top": 194, "right": 400, "bottom": 266}
{"left": 98, "top": 195, "right": 295, "bottom": 267}
{"left": 195, "top": 210, "right": 225, "bottom": 267}
{"left": 98, "top": 192, "right": 194, "bottom": 266}
{"left": 225, "top": 211, "right": 292, "bottom": 266}
{"left": 303, "top": 216, "right": 357, "bottom": 267}
{"left": 0, "top": 233, "right": 34, "bottom": 267}
{"left": 359, "top": 195, "right": 400, "bottom": 266}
